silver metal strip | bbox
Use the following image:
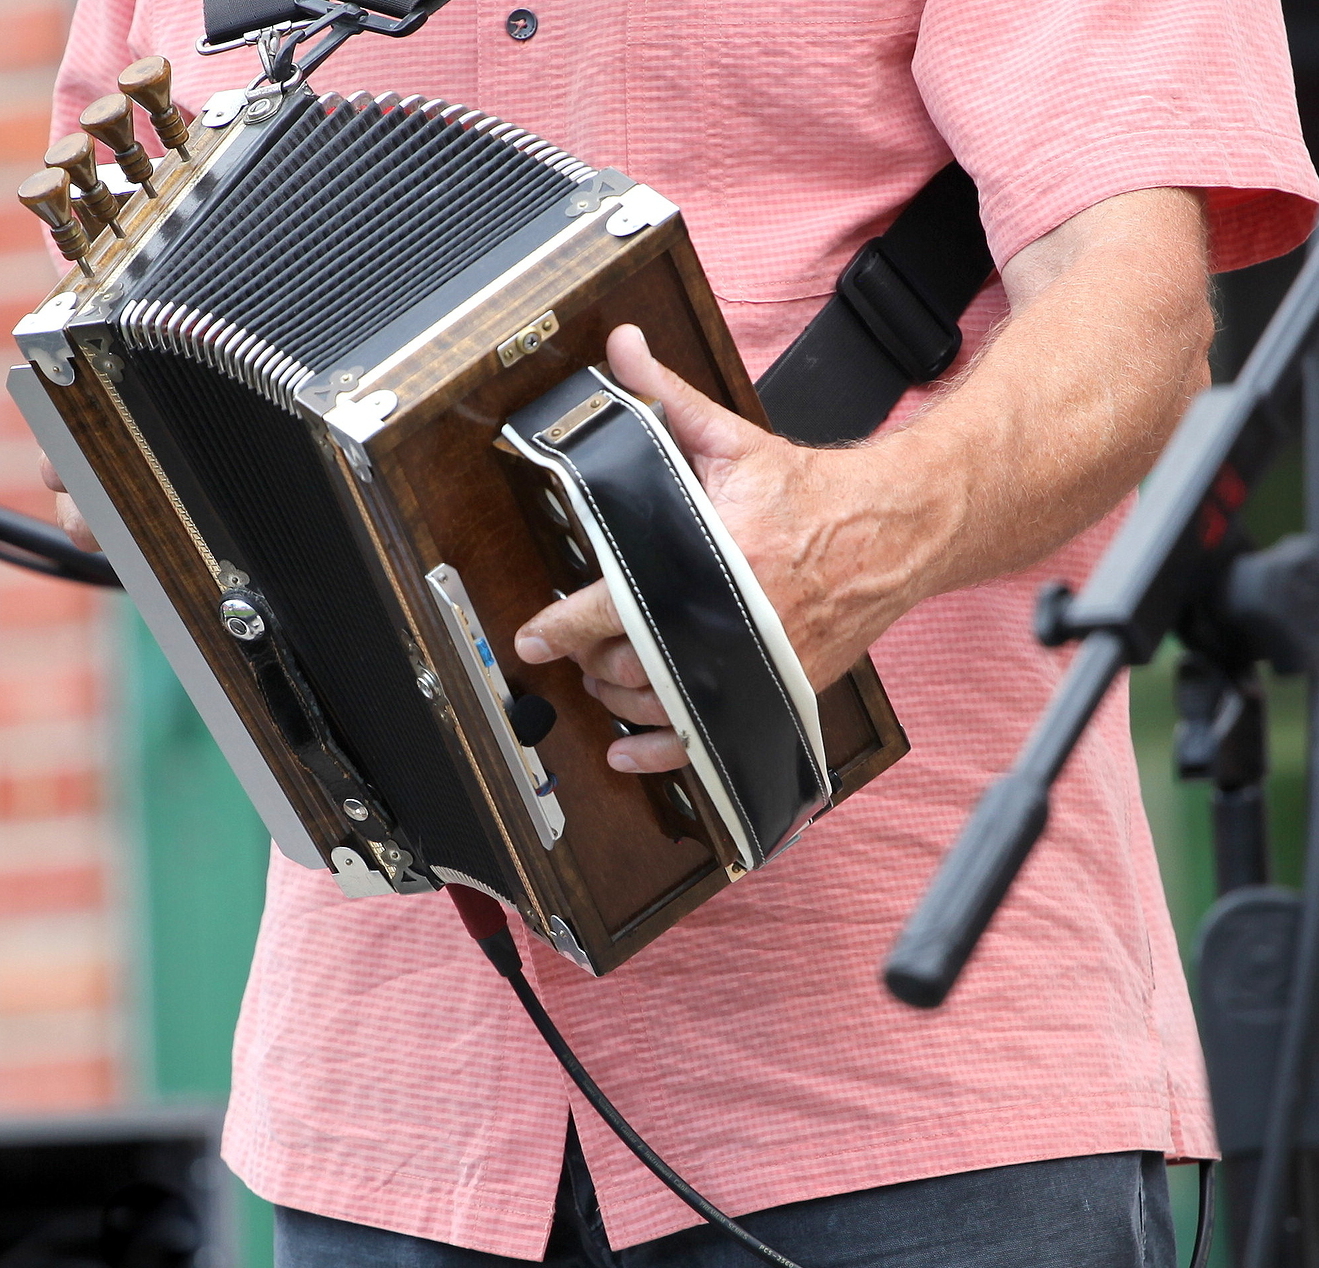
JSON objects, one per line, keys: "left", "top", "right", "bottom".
{"left": 6, "top": 363, "right": 323, "bottom": 869}
{"left": 425, "top": 564, "right": 564, "bottom": 850}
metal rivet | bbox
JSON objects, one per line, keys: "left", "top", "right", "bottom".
{"left": 506, "top": 7, "right": 537, "bottom": 39}
{"left": 219, "top": 597, "right": 264, "bottom": 642}
{"left": 343, "top": 799, "right": 369, "bottom": 821}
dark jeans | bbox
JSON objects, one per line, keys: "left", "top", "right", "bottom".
{"left": 275, "top": 1130, "right": 1176, "bottom": 1268}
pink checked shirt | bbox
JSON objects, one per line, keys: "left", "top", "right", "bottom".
{"left": 51, "top": 0, "right": 1318, "bottom": 1257}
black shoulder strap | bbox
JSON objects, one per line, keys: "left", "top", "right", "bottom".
{"left": 203, "top": 0, "right": 437, "bottom": 47}
{"left": 756, "top": 162, "right": 994, "bottom": 446}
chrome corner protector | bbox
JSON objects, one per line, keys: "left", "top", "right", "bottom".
{"left": 548, "top": 915, "right": 595, "bottom": 973}
{"left": 201, "top": 89, "right": 249, "bottom": 128}
{"left": 13, "top": 292, "right": 79, "bottom": 386}
{"left": 329, "top": 845, "right": 395, "bottom": 897}
{"left": 322, "top": 389, "right": 398, "bottom": 481}
{"left": 325, "top": 422, "right": 374, "bottom": 482}
{"left": 605, "top": 185, "right": 679, "bottom": 238}
{"left": 323, "top": 389, "right": 398, "bottom": 439}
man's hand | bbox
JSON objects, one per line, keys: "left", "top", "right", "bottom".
{"left": 39, "top": 454, "right": 100, "bottom": 552}
{"left": 514, "top": 325, "right": 950, "bottom": 772}
{"left": 516, "top": 186, "right": 1213, "bottom": 775}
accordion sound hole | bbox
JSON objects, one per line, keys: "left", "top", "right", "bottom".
{"left": 666, "top": 781, "right": 697, "bottom": 820}
{"left": 539, "top": 487, "right": 570, "bottom": 528}
{"left": 561, "top": 534, "right": 590, "bottom": 573}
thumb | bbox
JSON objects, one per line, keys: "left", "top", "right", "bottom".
{"left": 605, "top": 324, "right": 764, "bottom": 470}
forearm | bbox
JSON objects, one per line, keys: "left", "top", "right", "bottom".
{"left": 824, "top": 187, "right": 1213, "bottom": 637}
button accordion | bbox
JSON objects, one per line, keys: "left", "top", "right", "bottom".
{"left": 12, "top": 59, "right": 908, "bottom": 973}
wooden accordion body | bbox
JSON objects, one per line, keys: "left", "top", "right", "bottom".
{"left": 12, "top": 84, "right": 908, "bottom": 973}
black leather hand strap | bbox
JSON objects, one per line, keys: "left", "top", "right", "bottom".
{"left": 220, "top": 588, "right": 397, "bottom": 839}
{"left": 757, "top": 162, "right": 994, "bottom": 446}
{"left": 504, "top": 370, "right": 829, "bottom": 867}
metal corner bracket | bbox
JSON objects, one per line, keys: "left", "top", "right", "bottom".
{"left": 13, "top": 292, "right": 79, "bottom": 386}
{"left": 322, "top": 388, "right": 398, "bottom": 481}
{"left": 548, "top": 915, "right": 595, "bottom": 973}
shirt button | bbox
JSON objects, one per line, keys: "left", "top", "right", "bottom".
{"left": 506, "top": 8, "right": 538, "bottom": 39}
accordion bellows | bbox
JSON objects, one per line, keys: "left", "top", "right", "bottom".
{"left": 13, "top": 85, "right": 908, "bottom": 972}
{"left": 119, "top": 92, "right": 591, "bottom": 407}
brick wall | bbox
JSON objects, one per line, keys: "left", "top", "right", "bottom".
{"left": 0, "top": 0, "right": 122, "bottom": 1109}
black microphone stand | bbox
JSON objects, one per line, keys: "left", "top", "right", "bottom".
{"left": 884, "top": 242, "right": 1319, "bottom": 1266}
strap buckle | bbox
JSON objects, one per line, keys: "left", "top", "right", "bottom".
{"left": 837, "top": 238, "right": 962, "bottom": 383}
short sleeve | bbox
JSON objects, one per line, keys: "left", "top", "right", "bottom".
{"left": 912, "top": 0, "right": 1319, "bottom": 273}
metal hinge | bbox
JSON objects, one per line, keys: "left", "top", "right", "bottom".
{"left": 497, "top": 310, "right": 558, "bottom": 369}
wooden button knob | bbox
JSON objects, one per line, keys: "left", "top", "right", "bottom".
{"left": 45, "top": 133, "right": 125, "bottom": 237}
{"left": 119, "top": 56, "right": 191, "bottom": 159}
{"left": 18, "top": 168, "right": 93, "bottom": 276}
{"left": 80, "top": 93, "right": 157, "bottom": 196}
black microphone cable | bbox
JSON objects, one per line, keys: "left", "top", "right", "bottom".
{"left": 0, "top": 506, "right": 120, "bottom": 587}
{"left": 452, "top": 884, "right": 1220, "bottom": 1268}
{"left": 1190, "top": 1161, "right": 1215, "bottom": 1268}
{"left": 447, "top": 884, "right": 804, "bottom": 1268}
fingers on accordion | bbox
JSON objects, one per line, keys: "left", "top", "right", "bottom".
{"left": 80, "top": 93, "right": 158, "bottom": 197}
{"left": 18, "top": 167, "right": 93, "bottom": 276}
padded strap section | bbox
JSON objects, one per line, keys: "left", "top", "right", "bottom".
{"left": 203, "top": 0, "right": 433, "bottom": 44}
{"left": 505, "top": 370, "right": 829, "bottom": 866}
{"left": 757, "top": 162, "right": 994, "bottom": 446}
{"left": 204, "top": 0, "right": 302, "bottom": 43}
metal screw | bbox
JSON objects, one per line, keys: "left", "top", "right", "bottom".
{"left": 416, "top": 668, "right": 439, "bottom": 700}
{"left": 517, "top": 329, "right": 541, "bottom": 355}
{"left": 343, "top": 799, "right": 369, "bottom": 822}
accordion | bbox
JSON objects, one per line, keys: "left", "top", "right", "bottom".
{"left": 12, "top": 69, "right": 908, "bottom": 973}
